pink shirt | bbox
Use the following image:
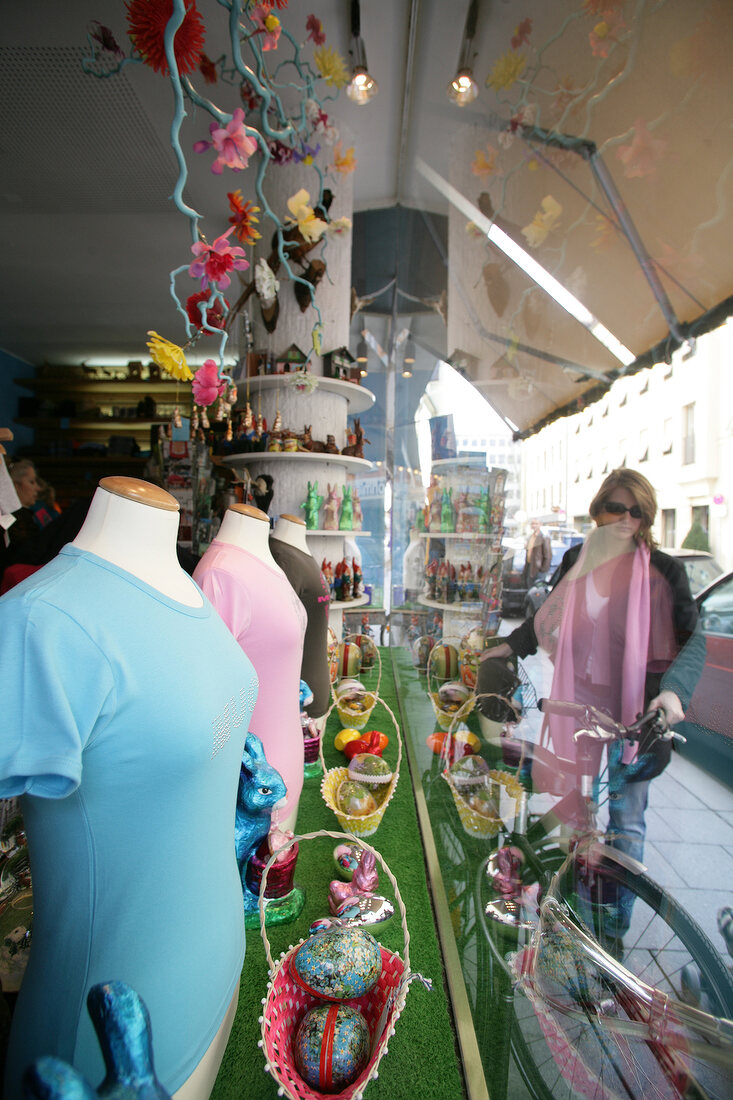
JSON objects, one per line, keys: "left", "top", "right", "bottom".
{"left": 194, "top": 542, "right": 307, "bottom": 820}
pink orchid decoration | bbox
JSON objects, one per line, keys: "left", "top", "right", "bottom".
{"left": 511, "top": 17, "right": 532, "bottom": 49}
{"left": 251, "top": 4, "right": 282, "bottom": 51}
{"left": 306, "top": 13, "right": 326, "bottom": 45}
{"left": 192, "top": 359, "right": 226, "bottom": 407}
{"left": 189, "top": 228, "right": 249, "bottom": 291}
{"left": 617, "top": 119, "right": 667, "bottom": 179}
{"left": 193, "top": 108, "right": 258, "bottom": 175}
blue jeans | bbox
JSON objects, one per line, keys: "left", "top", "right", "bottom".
{"left": 604, "top": 740, "right": 651, "bottom": 937}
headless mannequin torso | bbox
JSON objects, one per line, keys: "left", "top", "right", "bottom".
{"left": 271, "top": 513, "right": 311, "bottom": 555}
{"left": 217, "top": 504, "right": 285, "bottom": 571}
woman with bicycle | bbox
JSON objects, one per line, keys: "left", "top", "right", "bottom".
{"left": 481, "top": 468, "right": 704, "bottom": 945}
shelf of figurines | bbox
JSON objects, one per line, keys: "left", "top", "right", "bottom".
{"left": 241, "top": 374, "right": 376, "bottom": 415}
{"left": 221, "top": 451, "right": 372, "bottom": 472}
{"left": 307, "top": 529, "right": 372, "bottom": 537}
{"left": 418, "top": 595, "right": 483, "bottom": 612}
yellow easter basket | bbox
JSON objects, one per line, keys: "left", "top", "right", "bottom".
{"left": 440, "top": 705, "right": 523, "bottom": 839}
{"left": 320, "top": 695, "right": 402, "bottom": 837}
{"left": 258, "top": 830, "right": 431, "bottom": 1100}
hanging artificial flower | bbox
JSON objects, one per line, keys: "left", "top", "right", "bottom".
{"left": 311, "top": 323, "right": 323, "bottom": 357}
{"left": 325, "top": 216, "right": 352, "bottom": 238}
{"left": 126, "top": 0, "right": 205, "bottom": 76}
{"left": 88, "top": 21, "right": 125, "bottom": 60}
{"left": 511, "top": 17, "right": 532, "bottom": 49}
{"left": 285, "top": 189, "right": 328, "bottom": 243}
{"left": 193, "top": 108, "right": 258, "bottom": 174}
{"left": 146, "top": 332, "right": 193, "bottom": 380}
{"left": 313, "top": 45, "right": 349, "bottom": 88}
{"left": 521, "top": 195, "right": 562, "bottom": 248}
{"left": 616, "top": 118, "right": 666, "bottom": 179}
{"left": 192, "top": 359, "right": 227, "bottom": 406}
{"left": 330, "top": 143, "right": 356, "bottom": 175}
{"left": 254, "top": 258, "right": 280, "bottom": 308}
{"left": 486, "top": 51, "right": 526, "bottom": 93}
{"left": 189, "top": 228, "right": 249, "bottom": 290}
{"left": 292, "top": 141, "right": 321, "bottom": 165}
{"left": 268, "top": 139, "right": 295, "bottom": 165}
{"left": 185, "top": 289, "right": 229, "bottom": 330}
{"left": 240, "top": 82, "right": 261, "bottom": 112}
{"left": 589, "top": 10, "right": 626, "bottom": 58}
{"left": 288, "top": 367, "right": 318, "bottom": 394}
{"left": 227, "top": 191, "right": 261, "bottom": 245}
{"left": 198, "top": 52, "right": 217, "bottom": 83}
{"left": 250, "top": 4, "right": 282, "bottom": 51}
{"left": 583, "top": 0, "right": 626, "bottom": 14}
{"left": 590, "top": 213, "right": 616, "bottom": 252}
{"left": 471, "top": 144, "right": 498, "bottom": 177}
{"left": 306, "top": 13, "right": 326, "bottom": 46}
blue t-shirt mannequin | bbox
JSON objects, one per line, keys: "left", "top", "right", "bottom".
{"left": 0, "top": 478, "right": 258, "bottom": 1099}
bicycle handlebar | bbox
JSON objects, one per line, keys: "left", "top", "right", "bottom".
{"left": 539, "top": 698, "right": 674, "bottom": 744}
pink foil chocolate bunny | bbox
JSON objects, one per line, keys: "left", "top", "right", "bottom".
{"left": 328, "top": 849, "right": 378, "bottom": 914}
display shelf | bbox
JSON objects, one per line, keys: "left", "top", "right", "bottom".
{"left": 330, "top": 594, "right": 371, "bottom": 609}
{"left": 220, "top": 452, "right": 372, "bottom": 473}
{"left": 15, "top": 377, "right": 184, "bottom": 399}
{"left": 240, "top": 374, "right": 375, "bottom": 414}
{"left": 418, "top": 595, "right": 482, "bottom": 612}
{"left": 419, "top": 531, "right": 492, "bottom": 540}
{"left": 305, "top": 528, "right": 372, "bottom": 537}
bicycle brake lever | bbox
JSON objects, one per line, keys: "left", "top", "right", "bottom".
{"left": 573, "top": 725, "right": 615, "bottom": 744}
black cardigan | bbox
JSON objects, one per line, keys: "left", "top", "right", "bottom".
{"left": 505, "top": 545, "right": 705, "bottom": 712}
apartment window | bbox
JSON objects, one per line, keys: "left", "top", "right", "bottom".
{"left": 692, "top": 505, "right": 709, "bottom": 535}
{"left": 682, "top": 403, "right": 695, "bottom": 465}
{"left": 661, "top": 509, "right": 676, "bottom": 547}
{"left": 663, "top": 417, "right": 673, "bottom": 455}
{"left": 639, "top": 428, "right": 649, "bottom": 463}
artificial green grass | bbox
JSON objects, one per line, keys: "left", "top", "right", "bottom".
{"left": 212, "top": 651, "right": 467, "bottom": 1100}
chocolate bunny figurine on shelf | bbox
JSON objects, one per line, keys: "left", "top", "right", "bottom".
{"left": 323, "top": 483, "right": 341, "bottom": 530}
{"left": 234, "top": 733, "right": 287, "bottom": 912}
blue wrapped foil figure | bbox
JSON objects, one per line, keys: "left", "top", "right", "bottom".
{"left": 22, "top": 980, "right": 170, "bottom": 1099}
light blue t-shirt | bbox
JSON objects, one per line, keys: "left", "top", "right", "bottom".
{"left": 0, "top": 546, "right": 258, "bottom": 1097}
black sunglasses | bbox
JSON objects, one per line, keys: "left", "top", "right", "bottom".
{"left": 603, "top": 501, "right": 643, "bottom": 519}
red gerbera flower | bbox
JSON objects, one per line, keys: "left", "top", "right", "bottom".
{"left": 126, "top": 0, "right": 205, "bottom": 76}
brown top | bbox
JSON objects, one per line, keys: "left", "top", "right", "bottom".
{"left": 99, "top": 476, "right": 179, "bottom": 512}
{"left": 280, "top": 513, "right": 306, "bottom": 526}
{"left": 229, "top": 503, "right": 269, "bottom": 522}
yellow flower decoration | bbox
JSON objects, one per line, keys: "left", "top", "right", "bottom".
{"left": 264, "top": 14, "right": 280, "bottom": 33}
{"left": 285, "top": 188, "right": 328, "bottom": 243}
{"left": 314, "top": 45, "right": 350, "bottom": 88}
{"left": 332, "top": 142, "right": 357, "bottom": 175}
{"left": 521, "top": 195, "right": 562, "bottom": 249}
{"left": 312, "top": 323, "right": 323, "bottom": 357}
{"left": 471, "top": 144, "right": 498, "bottom": 178}
{"left": 487, "top": 51, "right": 527, "bottom": 92}
{"left": 146, "top": 332, "right": 193, "bottom": 381}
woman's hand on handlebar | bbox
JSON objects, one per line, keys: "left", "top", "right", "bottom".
{"left": 480, "top": 642, "right": 513, "bottom": 661}
{"left": 647, "top": 689, "right": 684, "bottom": 728}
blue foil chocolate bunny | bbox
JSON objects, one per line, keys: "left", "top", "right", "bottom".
{"left": 234, "top": 733, "right": 287, "bottom": 913}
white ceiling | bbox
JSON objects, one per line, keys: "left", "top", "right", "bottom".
{"left": 2, "top": 0, "right": 731, "bottom": 435}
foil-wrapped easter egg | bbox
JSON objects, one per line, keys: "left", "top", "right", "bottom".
{"left": 333, "top": 677, "right": 364, "bottom": 700}
{"left": 338, "top": 642, "right": 362, "bottom": 679}
{"left": 429, "top": 643, "right": 459, "bottom": 681}
{"left": 292, "top": 926, "right": 382, "bottom": 1000}
{"left": 333, "top": 842, "right": 363, "bottom": 880}
{"left": 294, "top": 1003, "right": 370, "bottom": 1093}
{"left": 334, "top": 727, "right": 362, "bottom": 752}
{"left": 335, "top": 893, "right": 395, "bottom": 927}
{"left": 337, "top": 779, "right": 378, "bottom": 817}
{"left": 412, "top": 634, "right": 434, "bottom": 670}
{"left": 449, "top": 754, "right": 491, "bottom": 789}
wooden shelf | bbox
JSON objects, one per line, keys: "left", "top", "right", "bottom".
{"left": 15, "top": 377, "right": 183, "bottom": 398}
{"left": 16, "top": 417, "right": 169, "bottom": 431}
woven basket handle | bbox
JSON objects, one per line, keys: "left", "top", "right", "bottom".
{"left": 438, "top": 694, "right": 477, "bottom": 768}
{"left": 258, "top": 829, "right": 411, "bottom": 979}
{"left": 341, "top": 632, "right": 383, "bottom": 698}
{"left": 318, "top": 692, "right": 402, "bottom": 781}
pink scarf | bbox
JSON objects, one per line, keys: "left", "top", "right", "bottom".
{"left": 535, "top": 537, "right": 651, "bottom": 768}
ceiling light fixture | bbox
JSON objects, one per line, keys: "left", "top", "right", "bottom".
{"left": 356, "top": 334, "right": 369, "bottom": 376}
{"left": 346, "top": 0, "right": 378, "bottom": 105}
{"left": 402, "top": 336, "right": 416, "bottom": 377}
{"left": 447, "top": 0, "right": 480, "bottom": 106}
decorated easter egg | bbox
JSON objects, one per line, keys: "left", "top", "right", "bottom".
{"left": 338, "top": 642, "right": 362, "bottom": 679}
{"left": 333, "top": 677, "right": 365, "bottom": 700}
{"left": 294, "top": 1003, "right": 370, "bottom": 1092}
{"left": 334, "top": 727, "right": 363, "bottom": 752}
{"left": 449, "top": 754, "right": 490, "bottom": 789}
{"left": 333, "top": 842, "right": 363, "bottom": 880}
{"left": 438, "top": 680, "right": 471, "bottom": 708}
{"left": 428, "top": 643, "right": 459, "bottom": 682}
{"left": 454, "top": 729, "right": 480, "bottom": 754}
{"left": 292, "top": 926, "right": 382, "bottom": 1000}
{"left": 336, "top": 779, "right": 378, "bottom": 818}
{"left": 353, "top": 633, "right": 378, "bottom": 668}
{"left": 347, "top": 754, "right": 393, "bottom": 803}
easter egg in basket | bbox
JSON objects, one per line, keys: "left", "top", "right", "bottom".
{"left": 412, "top": 634, "right": 434, "bottom": 670}
{"left": 336, "top": 779, "right": 378, "bottom": 817}
{"left": 428, "top": 643, "right": 459, "bottom": 682}
{"left": 292, "top": 925, "right": 382, "bottom": 1000}
{"left": 338, "top": 642, "right": 362, "bottom": 679}
{"left": 353, "top": 633, "right": 378, "bottom": 668}
{"left": 293, "top": 1002, "right": 370, "bottom": 1093}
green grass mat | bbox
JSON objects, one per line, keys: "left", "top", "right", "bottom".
{"left": 212, "top": 651, "right": 467, "bottom": 1100}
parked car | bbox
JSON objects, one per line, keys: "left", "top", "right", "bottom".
{"left": 675, "top": 570, "right": 733, "bottom": 787}
{"left": 658, "top": 548, "right": 723, "bottom": 596}
{"left": 501, "top": 540, "right": 570, "bottom": 618}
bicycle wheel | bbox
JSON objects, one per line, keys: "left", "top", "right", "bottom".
{"left": 502, "top": 852, "right": 733, "bottom": 1100}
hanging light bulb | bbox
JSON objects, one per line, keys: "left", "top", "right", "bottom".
{"left": 447, "top": 1, "right": 480, "bottom": 107}
{"left": 402, "top": 336, "right": 415, "bottom": 378}
{"left": 346, "top": 1, "right": 378, "bottom": 105}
